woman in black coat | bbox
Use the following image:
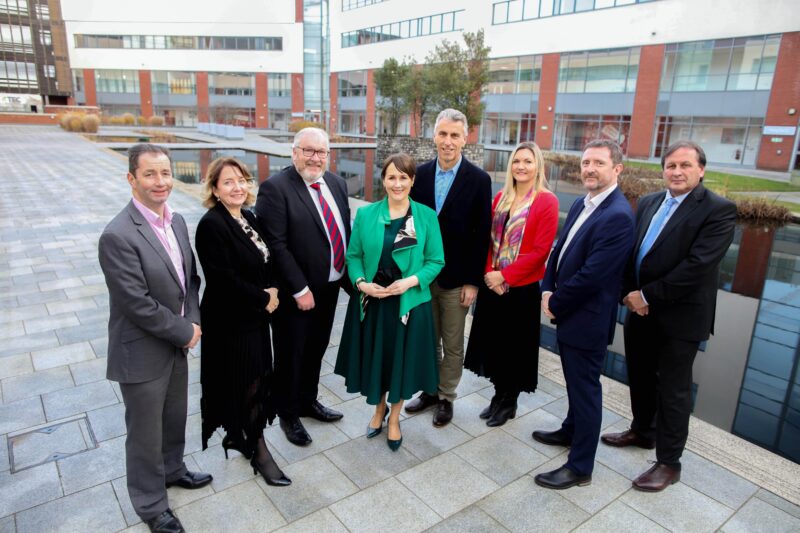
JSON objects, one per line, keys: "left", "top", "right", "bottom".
{"left": 195, "top": 157, "right": 290, "bottom": 486}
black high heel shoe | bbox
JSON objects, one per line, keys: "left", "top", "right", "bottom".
{"left": 366, "top": 404, "right": 391, "bottom": 439}
{"left": 222, "top": 434, "right": 253, "bottom": 460}
{"left": 251, "top": 456, "right": 292, "bottom": 487}
{"left": 387, "top": 419, "right": 402, "bottom": 452}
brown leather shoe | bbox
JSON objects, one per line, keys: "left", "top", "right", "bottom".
{"left": 632, "top": 463, "right": 680, "bottom": 492}
{"left": 405, "top": 392, "right": 439, "bottom": 414}
{"left": 432, "top": 399, "right": 453, "bottom": 427}
{"left": 601, "top": 429, "right": 655, "bottom": 449}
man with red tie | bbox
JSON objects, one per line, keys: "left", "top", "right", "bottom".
{"left": 255, "top": 128, "right": 352, "bottom": 446}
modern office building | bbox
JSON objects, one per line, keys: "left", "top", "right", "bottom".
{"left": 53, "top": 0, "right": 800, "bottom": 171}
{"left": 0, "top": 0, "right": 72, "bottom": 110}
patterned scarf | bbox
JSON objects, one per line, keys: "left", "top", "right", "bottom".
{"left": 491, "top": 189, "right": 534, "bottom": 271}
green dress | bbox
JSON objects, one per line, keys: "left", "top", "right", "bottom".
{"left": 335, "top": 217, "right": 439, "bottom": 405}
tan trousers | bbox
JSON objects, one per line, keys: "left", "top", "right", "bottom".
{"left": 430, "top": 281, "right": 470, "bottom": 402}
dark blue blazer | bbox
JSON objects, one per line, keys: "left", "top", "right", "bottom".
{"left": 541, "top": 187, "right": 635, "bottom": 351}
{"left": 410, "top": 156, "right": 492, "bottom": 289}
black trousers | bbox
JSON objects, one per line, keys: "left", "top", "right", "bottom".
{"left": 625, "top": 313, "right": 700, "bottom": 468}
{"left": 271, "top": 281, "right": 340, "bottom": 419}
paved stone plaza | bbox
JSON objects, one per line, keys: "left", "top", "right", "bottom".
{"left": 1, "top": 125, "right": 799, "bottom": 532}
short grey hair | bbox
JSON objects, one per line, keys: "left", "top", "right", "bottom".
{"left": 434, "top": 108, "right": 468, "bottom": 138}
{"left": 292, "top": 127, "right": 329, "bottom": 148}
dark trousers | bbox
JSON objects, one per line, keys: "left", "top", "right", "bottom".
{"left": 272, "top": 281, "right": 340, "bottom": 419}
{"left": 558, "top": 341, "right": 605, "bottom": 476}
{"left": 119, "top": 352, "right": 188, "bottom": 520}
{"left": 625, "top": 313, "right": 699, "bottom": 468}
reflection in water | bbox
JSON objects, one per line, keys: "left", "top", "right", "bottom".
{"left": 87, "top": 134, "right": 202, "bottom": 143}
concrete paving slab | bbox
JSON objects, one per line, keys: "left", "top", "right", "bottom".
{"left": 721, "top": 496, "right": 800, "bottom": 532}
{"left": 398, "top": 410, "right": 472, "bottom": 462}
{"left": 0, "top": 332, "right": 59, "bottom": 358}
{"left": 23, "top": 314, "right": 80, "bottom": 336}
{"left": 53, "top": 322, "right": 107, "bottom": 345}
{"left": 56, "top": 434, "right": 125, "bottom": 495}
{"left": 0, "top": 435, "right": 8, "bottom": 473}
{"left": 454, "top": 369, "right": 492, "bottom": 398}
{"left": 479, "top": 475, "right": 590, "bottom": 532}
{"left": 191, "top": 443, "right": 260, "bottom": 492}
{"left": 329, "top": 477, "right": 440, "bottom": 533}
{"left": 531, "top": 456, "right": 632, "bottom": 514}
{"left": 264, "top": 418, "right": 350, "bottom": 464}
{"left": 41, "top": 379, "right": 117, "bottom": 421}
{"left": 324, "top": 435, "right": 421, "bottom": 489}
{"left": 14, "top": 483, "right": 125, "bottom": 533}
{"left": 1, "top": 366, "right": 73, "bottom": 403}
{"left": 178, "top": 480, "right": 287, "bottom": 532}
{"left": 449, "top": 392, "right": 499, "bottom": 438}
{"left": 501, "top": 407, "right": 569, "bottom": 458}
{"left": 15, "top": 289, "right": 68, "bottom": 306}
{"left": 257, "top": 454, "right": 358, "bottom": 522}
{"left": 9, "top": 417, "right": 94, "bottom": 472}
{"left": 0, "top": 322, "right": 24, "bottom": 340}
{"left": 30, "top": 341, "right": 95, "bottom": 371}
{"left": 322, "top": 396, "right": 381, "bottom": 439}
{"left": 453, "top": 429, "right": 549, "bottom": 486}
{"left": 86, "top": 402, "right": 126, "bottom": 442}
{"left": 68, "top": 357, "right": 107, "bottom": 385}
{"left": 0, "top": 396, "right": 46, "bottom": 435}
{"left": 273, "top": 508, "right": 348, "bottom": 533}
{"left": 0, "top": 462, "right": 62, "bottom": 517}
{"left": 755, "top": 488, "right": 800, "bottom": 519}
{"left": 0, "top": 353, "right": 33, "bottom": 380}
{"left": 397, "top": 452, "right": 500, "bottom": 518}
{"left": 0, "top": 516, "right": 14, "bottom": 533}
{"left": 572, "top": 500, "right": 668, "bottom": 532}
{"left": 426, "top": 505, "right": 509, "bottom": 532}
{"left": 45, "top": 297, "right": 97, "bottom": 316}
{"left": 621, "top": 481, "right": 734, "bottom": 532}
{"left": 318, "top": 372, "right": 361, "bottom": 402}
{"left": 680, "top": 449, "right": 758, "bottom": 509}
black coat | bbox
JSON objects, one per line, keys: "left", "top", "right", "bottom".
{"left": 410, "top": 157, "right": 492, "bottom": 289}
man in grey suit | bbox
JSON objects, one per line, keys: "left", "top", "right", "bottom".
{"left": 99, "top": 144, "right": 212, "bottom": 533}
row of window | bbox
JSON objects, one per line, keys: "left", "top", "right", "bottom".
{"left": 73, "top": 70, "right": 291, "bottom": 97}
{"left": 341, "top": 10, "right": 464, "bottom": 48}
{"left": 0, "top": 59, "right": 36, "bottom": 89}
{"left": 0, "top": 22, "right": 33, "bottom": 54}
{"left": 492, "top": 0, "right": 656, "bottom": 24}
{"left": 487, "top": 56, "right": 542, "bottom": 95}
{"left": 558, "top": 47, "right": 640, "bottom": 93}
{"left": 73, "top": 34, "right": 283, "bottom": 51}
{"left": 338, "top": 70, "right": 367, "bottom": 97}
{"left": 341, "top": 0, "right": 388, "bottom": 10}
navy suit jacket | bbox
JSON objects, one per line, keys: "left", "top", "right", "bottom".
{"left": 410, "top": 156, "right": 492, "bottom": 289}
{"left": 541, "top": 187, "right": 635, "bottom": 351}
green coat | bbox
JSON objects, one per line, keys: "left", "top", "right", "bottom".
{"left": 347, "top": 197, "right": 444, "bottom": 320}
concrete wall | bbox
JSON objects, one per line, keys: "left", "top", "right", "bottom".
{"left": 376, "top": 134, "right": 484, "bottom": 167}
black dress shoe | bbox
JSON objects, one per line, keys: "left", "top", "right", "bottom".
{"left": 486, "top": 396, "right": 517, "bottom": 427}
{"left": 432, "top": 399, "right": 453, "bottom": 427}
{"left": 405, "top": 392, "right": 439, "bottom": 413}
{"left": 479, "top": 394, "right": 500, "bottom": 420}
{"left": 534, "top": 465, "right": 591, "bottom": 490}
{"left": 300, "top": 400, "right": 343, "bottom": 422}
{"left": 532, "top": 429, "right": 572, "bottom": 447}
{"left": 145, "top": 509, "right": 184, "bottom": 533}
{"left": 165, "top": 471, "right": 213, "bottom": 489}
{"left": 280, "top": 416, "right": 312, "bottom": 446}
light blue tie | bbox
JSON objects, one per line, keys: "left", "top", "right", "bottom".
{"left": 636, "top": 197, "right": 677, "bottom": 276}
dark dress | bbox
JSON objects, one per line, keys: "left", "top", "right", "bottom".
{"left": 195, "top": 204, "right": 276, "bottom": 451}
{"left": 335, "top": 218, "right": 439, "bottom": 405}
{"left": 465, "top": 282, "right": 541, "bottom": 393}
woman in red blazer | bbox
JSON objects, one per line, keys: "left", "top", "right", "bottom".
{"left": 465, "top": 141, "right": 559, "bottom": 427}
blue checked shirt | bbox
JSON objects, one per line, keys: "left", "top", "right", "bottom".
{"left": 434, "top": 157, "right": 462, "bottom": 214}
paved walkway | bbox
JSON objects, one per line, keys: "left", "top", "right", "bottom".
{"left": 1, "top": 125, "right": 799, "bottom": 532}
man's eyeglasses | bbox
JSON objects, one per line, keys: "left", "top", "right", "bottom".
{"left": 295, "top": 147, "right": 329, "bottom": 159}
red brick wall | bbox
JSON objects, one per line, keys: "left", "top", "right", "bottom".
{"left": 83, "top": 69, "right": 97, "bottom": 107}
{"left": 139, "top": 71, "right": 153, "bottom": 118}
{"left": 291, "top": 73, "right": 304, "bottom": 121}
{"left": 366, "top": 69, "right": 376, "bottom": 135}
{"left": 535, "top": 54, "right": 560, "bottom": 150}
{"left": 256, "top": 72, "right": 268, "bottom": 128}
{"left": 295, "top": 0, "right": 303, "bottom": 22}
{"left": 757, "top": 32, "right": 800, "bottom": 171}
{"left": 628, "top": 44, "right": 665, "bottom": 159}
{"left": 329, "top": 72, "right": 338, "bottom": 133}
{"left": 196, "top": 72, "right": 209, "bottom": 123}
{"left": 0, "top": 113, "right": 58, "bottom": 125}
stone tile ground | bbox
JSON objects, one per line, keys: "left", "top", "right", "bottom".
{"left": 1, "top": 125, "right": 799, "bottom": 532}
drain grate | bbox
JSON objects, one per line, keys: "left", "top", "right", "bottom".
{"left": 8, "top": 415, "right": 98, "bottom": 473}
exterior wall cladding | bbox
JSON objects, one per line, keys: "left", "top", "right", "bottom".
{"left": 61, "top": 0, "right": 800, "bottom": 171}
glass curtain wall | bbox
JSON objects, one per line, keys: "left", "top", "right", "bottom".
{"left": 558, "top": 47, "right": 639, "bottom": 93}
{"left": 652, "top": 116, "right": 763, "bottom": 166}
{"left": 338, "top": 70, "right": 367, "bottom": 97}
{"left": 303, "top": 0, "right": 329, "bottom": 123}
{"left": 152, "top": 71, "right": 196, "bottom": 94}
{"left": 486, "top": 55, "right": 541, "bottom": 94}
{"left": 553, "top": 114, "right": 631, "bottom": 153}
{"left": 209, "top": 72, "right": 254, "bottom": 95}
{"left": 95, "top": 69, "right": 139, "bottom": 93}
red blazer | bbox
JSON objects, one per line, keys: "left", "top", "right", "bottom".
{"left": 484, "top": 190, "right": 559, "bottom": 287}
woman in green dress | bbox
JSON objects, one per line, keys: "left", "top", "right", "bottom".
{"left": 335, "top": 152, "right": 444, "bottom": 451}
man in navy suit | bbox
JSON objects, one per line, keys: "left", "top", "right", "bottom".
{"left": 601, "top": 141, "right": 736, "bottom": 491}
{"left": 405, "top": 108, "right": 492, "bottom": 427}
{"left": 533, "top": 139, "right": 635, "bottom": 489}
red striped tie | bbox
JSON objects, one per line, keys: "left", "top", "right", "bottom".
{"left": 310, "top": 182, "right": 345, "bottom": 273}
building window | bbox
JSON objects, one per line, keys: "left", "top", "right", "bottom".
{"left": 492, "top": 0, "right": 657, "bottom": 24}
{"left": 211, "top": 106, "right": 255, "bottom": 127}
{"left": 95, "top": 69, "right": 139, "bottom": 93}
{"left": 209, "top": 72, "right": 254, "bottom": 96}
{"left": 74, "top": 34, "right": 283, "bottom": 51}
{"left": 341, "top": 10, "right": 464, "bottom": 48}
{"left": 553, "top": 114, "right": 631, "bottom": 153}
{"left": 268, "top": 73, "right": 290, "bottom": 97}
{"left": 338, "top": 70, "right": 367, "bottom": 97}
{"left": 0, "top": 23, "right": 34, "bottom": 54}
{"left": 269, "top": 109, "right": 289, "bottom": 130}
{"left": 342, "top": 0, "right": 388, "bottom": 10}
{"left": 0, "top": 60, "right": 37, "bottom": 90}
{"left": 72, "top": 69, "right": 83, "bottom": 92}
{"left": 487, "top": 55, "right": 542, "bottom": 95}
{"left": 661, "top": 34, "right": 780, "bottom": 92}
{"left": 339, "top": 110, "right": 367, "bottom": 134}
{"left": 652, "top": 116, "right": 763, "bottom": 166}
{"left": 0, "top": 0, "right": 29, "bottom": 15}
{"left": 558, "top": 47, "right": 639, "bottom": 93}
{"left": 152, "top": 71, "right": 196, "bottom": 95}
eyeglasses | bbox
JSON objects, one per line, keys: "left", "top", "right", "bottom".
{"left": 295, "top": 147, "right": 329, "bottom": 159}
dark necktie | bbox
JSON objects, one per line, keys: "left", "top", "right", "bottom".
{"left": 310, "top": 182, "right": 345, "bottom": 273}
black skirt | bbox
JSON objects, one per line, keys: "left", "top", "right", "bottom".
{"left": 464, "top": 282, "right": 542, "bottom": 393}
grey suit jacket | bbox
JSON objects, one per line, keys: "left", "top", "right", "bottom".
{"left": 99, "top": 200, "right": 201, "bottom": 384}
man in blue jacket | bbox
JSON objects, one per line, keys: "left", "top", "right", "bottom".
{"left": 533, "top": 139, "right": 635, "bottom": 489}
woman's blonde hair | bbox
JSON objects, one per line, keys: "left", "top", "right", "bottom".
{"left": 202, "top": 157, "right": 256, "bottom": 209}
{"left": 497, "top": 141, "right": 548, "bottom": 211}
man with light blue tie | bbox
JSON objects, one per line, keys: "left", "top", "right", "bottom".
{"left": 602, "top": 140, "right": 737, "bottom": 492}
{"left": 406, "top": 108, "right": 492, "bottom": 427}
